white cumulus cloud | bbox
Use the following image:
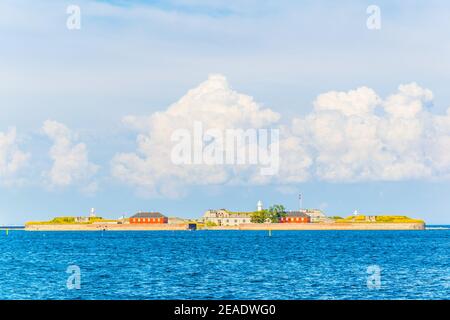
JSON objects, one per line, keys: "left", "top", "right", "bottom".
{"left": 0, "top": 127, "right": 29, "bottom": 184}
{"left": 292, "top": 82, "right": 450, "bottom": 181}
{"left": 111, "top": 74, "right": 281, "bottom": 197}
{"left": 42, "top": 120, "right": 99, "bottom": 191}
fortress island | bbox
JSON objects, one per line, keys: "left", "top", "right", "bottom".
{"left": 25, "top": 202, "right": 425, "bottom": 231}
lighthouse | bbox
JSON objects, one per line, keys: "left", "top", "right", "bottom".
{"left": 257, "top": 200, "right": 263, "bottom": 212}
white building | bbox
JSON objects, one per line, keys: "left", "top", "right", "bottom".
{"left": 203, "top": 201, "right": 265, "bottom": 226}
{"left": 202, "top": 209, "right": 252, "bottom": 226}
{"left": 301, "top": 209, "right": 327, "bottom": 222}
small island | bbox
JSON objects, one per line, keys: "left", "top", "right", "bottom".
{"left": 25, "top": 202, "right": 425, "bottom": 231}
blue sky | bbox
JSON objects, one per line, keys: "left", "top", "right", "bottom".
{"left": 1, "top": 0, "right": 450, "bottom": 224}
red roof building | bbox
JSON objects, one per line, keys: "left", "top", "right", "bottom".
{"left": 279, "top": 211, "right": 311, "bottom": 223}
{"left": 129, "top": 212, "right": 168, "bottom": 224}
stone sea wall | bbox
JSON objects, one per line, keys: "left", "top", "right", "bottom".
{"left": 207, "top": 222, "right": 425, "bottom": 231}
{"left": 26, "top": 222, "right": 425, "bottom": 231}
{"left": 25, "top": 223, "right": 190, "bottom": 231}
{"left": 243, "top": 222, "right": 424, "bottom": 230}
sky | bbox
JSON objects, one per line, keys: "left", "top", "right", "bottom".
{"left": 1, "top": 0, "right": 450, "bottom": 224}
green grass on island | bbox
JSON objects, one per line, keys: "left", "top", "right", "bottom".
{"left": 26, "top": 216, "right": 117, "bottom": 225}
{"left": 332, "top": 215, "right": 424, "bottom": 224}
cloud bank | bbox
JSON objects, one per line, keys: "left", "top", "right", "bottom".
{"left": 111, "top": 75, "right": 450, "bottom": 197}
{"left": 1, "top": 75, "right": 449, "bottom": 197}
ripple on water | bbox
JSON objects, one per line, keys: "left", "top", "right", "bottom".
{"left": 0, "top": 229, "right": 449, "bottom": 299}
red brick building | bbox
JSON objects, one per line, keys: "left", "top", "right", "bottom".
{"left": 129, "top": 212, "right": 168, "bottom": 224}
{"left": 279, "top": 211, "right": 311, "bottom": 223}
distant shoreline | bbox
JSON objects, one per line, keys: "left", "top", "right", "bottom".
{"left": 0, "top": 226, "right": 25, "bottom": 230}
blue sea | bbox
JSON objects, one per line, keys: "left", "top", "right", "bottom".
{"left": 0, "top": 229, "right": 449, "bottom": 300}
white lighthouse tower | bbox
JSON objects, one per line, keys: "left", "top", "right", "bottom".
{"left": 89, "top": 208, "right": 96, "bottom": 218}
{"left": 257, "top": 200, "right": 263, "bottom": 212}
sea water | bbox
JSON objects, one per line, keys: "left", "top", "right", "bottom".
{"left": 0, "top": 229, "right": 449, "bottom": 299}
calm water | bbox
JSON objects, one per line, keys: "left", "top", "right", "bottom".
{"left": 0, "top": 229, "right": 449, "bottom": 300}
